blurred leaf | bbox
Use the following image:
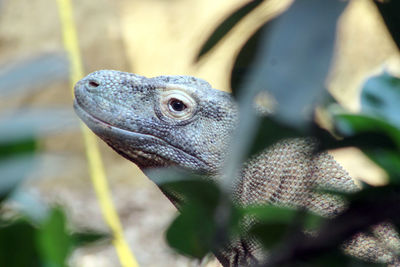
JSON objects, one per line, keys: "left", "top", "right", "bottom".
{"left": 244, "top": 205, "right": 298, "bottom": 224}
{"left": 248, "top": 116, "right": 301, "bottom": 158}
{"left": 245, "top": 206, "right": 298, "bottom": 250}
{"left": 334, "top": 114, "right": 400, "bottom": 147}
{"left": 36, "top": 208, "right": 72, "bottom": 267}
{"left": 244, "top": 206, "right": 324, "bottom": 251}
{"left": 150, "top": 170, "right": 240, "bottom": 259}
{"left": 0, "top": 206, "right": 106, "bottom": 267}
{"left": 0, "top": 108, "right": 79, "bottom": 144}
{"left": 361, "top": 72, "right": 400, "bottom": 127}
{"left": 166, "top": 201, "right": 216, "bottom": 259}
{"left": 0, "top": 219, "right": 40, "bottom": 267}
{"left": 261, "top": 185, "right": 400, "bottom": 266}
{"left": 231, "top": 24, "right": 266, "bottom": 96}
{"left": 0, "top": 154, "right": 37, "bottom": 200}
{"left": 71, "top": 230, "right": 110, "bottom": 247}
{"left": 334, "top": 113, "right": 400, "bottom": 178}
{"left": 244, "top": 205, "right": 323, "bottom": 231}
{"left": 161, "top": 177, "right": 222, "bottom": 258}
{"left": 195, "top": 0, "right": 265, "bottom": 62}
{"left": 364, "top": 150, "right": 400, "bottom": 180}
{"left": 250, "top": 222, "right": 288, "bottom": 249}
{"left": 309, "top": 250, "right": 384, "bottom": 267}
{"left": 0, "top": 53, "right": 69, "bottom": 97}
{"left": 237, "top": 0, "right": 347, "bottom": 128}
{"left": 0, "top": 138, "right": 37, "bottom": 158}
{"left": 373, "top": 0, "right": 400, "bottom": 50}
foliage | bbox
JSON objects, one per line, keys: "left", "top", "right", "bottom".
{"left": 0, "top": 54, "right": 108, "bottom": 266}
{"left": 162, "top": 0, "right": 400, "bottom": 266}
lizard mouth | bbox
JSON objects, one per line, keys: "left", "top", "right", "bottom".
{"left": 73, "top": 98, "right": 170, "bottom": 144}
{"left": 73, "top": 99, "right": 210, "bottom": 171}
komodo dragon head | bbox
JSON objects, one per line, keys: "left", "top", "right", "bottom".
{"left": 74, "top": 70, "right": 238, "bottom": 174}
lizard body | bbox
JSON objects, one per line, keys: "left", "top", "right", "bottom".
{"left": 74, "top": 70, "right": 400, "bottom": 266}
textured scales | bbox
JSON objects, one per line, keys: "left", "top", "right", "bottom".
{"left": 74, "top": 70, "right": 400, "bottom": 266}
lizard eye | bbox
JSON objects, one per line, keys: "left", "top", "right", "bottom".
{"left": 160, "top": 89, "right": 196, "bottom": 120}
{"left": 168, "top": 98, "right": 187, "bottom": 112}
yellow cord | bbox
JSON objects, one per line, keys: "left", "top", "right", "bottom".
{"left": 56, "top": 0, "right": 139, "bottom": 266}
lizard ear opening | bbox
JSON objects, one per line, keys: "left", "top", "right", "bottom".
{"left": 159, "top": 89, "right": 197, "bottom": 121}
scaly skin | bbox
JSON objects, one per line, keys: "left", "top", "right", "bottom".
{"left": 74, "top": 70, "right": 400, "bottom": 266}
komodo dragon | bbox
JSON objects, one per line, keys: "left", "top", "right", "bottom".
{"left": 74, "top": 70, "right": 400, "bottom": 266}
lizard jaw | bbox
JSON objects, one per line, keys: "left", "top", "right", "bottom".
{"left": 73, "top": 99, "right": 211, "bottom": 172}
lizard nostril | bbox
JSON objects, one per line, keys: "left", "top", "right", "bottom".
{"left": 88, "top": 80, "right": 100, "bottom": 88}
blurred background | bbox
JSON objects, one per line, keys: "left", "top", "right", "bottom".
{"left": 0, "top": 0, "right": 399, "bottom": 266}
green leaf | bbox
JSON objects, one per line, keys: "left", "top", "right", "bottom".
{"left": 334, "top": 113, "right": 400, "bottom": 178}
{"left": 71, "top": 230, "right": 110, "bottom": 247}
{"left": 166, "top": 201, "right": 216, "bottom": 259}
{"left": 0, "top": 219, "right": 40, "bottom": 267}
{"left": 334, "top": 114, "right": 400, "bottom": 148}
{"left": 195, "top": 0, "right": 265, "bottom": 62}
{"left": 361, "top": 72, "right": 400, "bottom": 128}
{"left": 152, "top": 170, "right": 241, "bottom": 259}
{"left": 243, "top": 205, "right": 324, "bottom": 230}
{"left": 36, "top": 208, "right": 73, "bottom": 267}
{"left": 0, "top": 138, "right": 37, "bottom": 159}
{"left": 250, "top": 222, "right": 288, "bottom": 249}
{"left": 243, "top": 205, "right": 326, "bottom": 251}
{"left": 364, "top": 150, "right": 400, "bottom": 181}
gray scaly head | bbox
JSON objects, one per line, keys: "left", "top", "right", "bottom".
{"left": 74, "top": 70, "right": 238, "bottom": 173}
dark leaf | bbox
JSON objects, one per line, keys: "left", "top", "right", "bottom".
{"left": 262, "top": 185, "right": 400, "bottom": 266}
{"left": 245, "top": 206, "right": 324, "bottom": 250}
{"left": 0, "top": 138, "right": 37, "bottom": 159}
{"left": 333, "top": 113, "right": 400, "bottom": 177}
{"left": 152, "top": 170, "right": 240, "bottom": 259}
{"left": 334, "top": 114, "right": 400, "bottom": 148}
{"left": 71, "top": 230, "right": 110, "bottom": 247}
{"left": 250, "top": 222, "right": 288, "bottom": 249}
{"left": 364, "top": 150, "right": 400, "bottom": 180}
{"left": 308, "top": 250, "right": 384, "bottom": 267}
{"left": 231, "top": 24, "right": 267, "bottom": 96}
{"left": 166, "top": 201, "right": 216, "bottom": 259}
{"left": 0, "top": 219, "right": 40, "bottom": 267}
{"left": 195, "top": 0, "right": 265, "bottom": 62}
{"left": 373, "top": 0, "right": 400, "bottom": 50}
{"left": 243, "top": 205, "right": 324, "bottom": 231}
